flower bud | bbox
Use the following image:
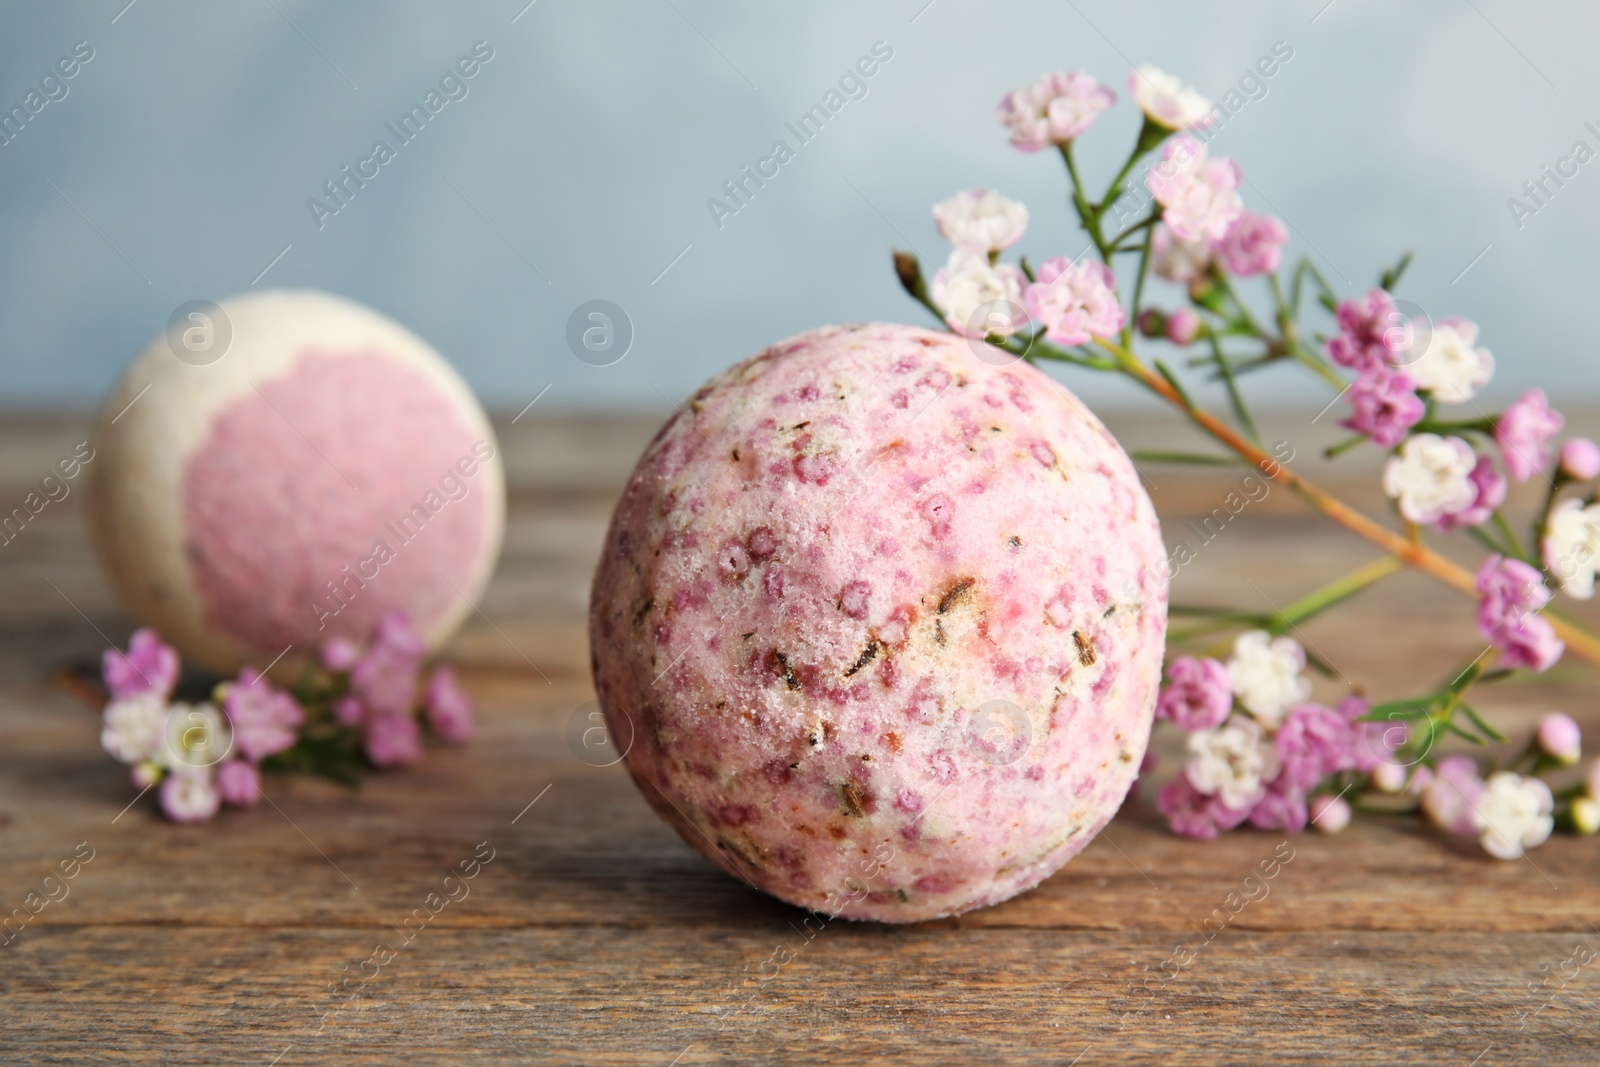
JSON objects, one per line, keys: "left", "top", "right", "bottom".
{"left": 1138, "top": 309, "right": 1166, "bottom": 339}
{"left": 1371, "top": 760, "right": 1408, "bottom": 793}
{"left": 1560, "top": 438, "right": 1600, "bottom": 481}
{"left": 1310, "top": 794, "right": 1351, "bottom": 833}
{"left": 1536, "top": 712, "right": 1581, "bottom": 765}
{"left": 1571, "top": 796, "right": 1600, "bottom": 836}
{"left": 130, "top": 760, "right": 162, "bottom": 790}
{"left": 1165, "top": 308, "right": 1201, "bottom": 345}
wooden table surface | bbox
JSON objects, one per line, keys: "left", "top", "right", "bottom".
{"left": 2, "top": 409, "right": 1598, "bottom": 1066}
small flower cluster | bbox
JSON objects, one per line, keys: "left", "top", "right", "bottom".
{"left": 1150, "top": 633, "right": 1580, "bottom": 859}
{"left": 99, "top": 613, "right": 473, "bottom": 822}
{"left": 894, "top": 59, "right": 1600, "bottom": 860}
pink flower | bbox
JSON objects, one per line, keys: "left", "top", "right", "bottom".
{"left": 1275, "top": 703, "right": 1357, "bottom": 791}
{"left": 159, "top": 768, "right": 220, "bottom": 823}
{"left": 1145, "top": 136, "right": 1243, "bottom": 243}
{"left": 995, "top": 71, "right": 1116, "bottom": 151}
{"left": 1437, "top": 456, "right": 1507, "bottom": 532}
{"left": 1419, "top": 756, "right": 1484, "bottom": 836}
{"left": 1338, "top": 695, "right": 1400, "bottom": 774}
{"left": 1024, "top": 257, "right": 1125, "bottom": 346}
{"left": 1155, "top": 655, "right": 1232, "bottom": 730}
{"left": 1248, "top": 777, "right": 1308, "bottom": 834}
{"left": 1165, "top": 308, "right": 1201, "bottom": 345}
{"left": 334, "top": 696, "right": 365, "bottom": 727}
{"left": 1214, "top": 212, "right": 1287, "bottom": 276}
{"left": 1475, "top": 554, "right": 1563, "bottom": 672}
{"left": 423, "top": 666, "right": 474, "bottom": 744}
{"left": 224, "top": 668, "right": 304, "bottom": 762}
{"left": 1309, "top": 794, "right": 1351, "bottom": 834}
{"left": 321, "top": 637, "right": 361, "bottom": 672}
{"left": 1326, "top": 289, "right": 1405, "bottom": 373}
{"left": 1495, "top": 389, "right": 1564, "bottom": 483}
{"left": 1560, "top": 438, "right": 1600, "bottom": 481}
{"left": 349, "top": 613, "right": 425, "bottom": 718}
{"left": 364, "top": 712, "right": 422, "bottom": 768}
{"left": 103, "top": 628, "right": 180, "bottom": 701}
{"left": 1536, "top": 712, "right": 1581, "bottom": 764}
{"left": 1128, "top": 65, "right": 1214, "bottom": 131}
{"left": 216, "top": 759, "right": 262, "bottom": 807}
{"left": 1340, "top": 366, "right": 1423, "bottom": 448}
{"left": 1156, "top": 776, "right": 1251, "bottom": 840}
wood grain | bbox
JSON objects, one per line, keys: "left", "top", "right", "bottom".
{"left": 1, "top": 411, "right": 1597, "bottom": 1065}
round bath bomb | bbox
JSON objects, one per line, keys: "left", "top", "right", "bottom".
{"left": 89, "top": 290, "right": 505, "bottom": 675}
{"left": 590, "top": 323, "right": 1168, "bottom": 922}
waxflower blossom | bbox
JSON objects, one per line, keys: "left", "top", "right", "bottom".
{"left": 1341, "top": 366, "right": 1423, "bottom": 448}
{"left": 1214, "top": 211, "right": 1288, "bottom": 276}
{"left": 157, "top": 702, "right": 231, "bottom": 771}
{"left": 1419, "top": 756, "right": 1484, "bottom": 837}
{"left": 1381, "top": 434, "right": 1478, "bottom": 525}
{"left": 930, "top": 248, "right": 1029, "bottom": 338}
{"left": 1474, "top": 771, "right": 1554, "bottom": 859}
{"left": 102, "top": 692, "right": 169, "bottom": 765}
{"left": 1573, "top": 797, "right": 1600, "bottom": 836}
{"left": 1248, "top": 776, "right": 1308, "bottom": 834}
{"left": 1225, "top": 630, "right": 1311, "bottom": 729}
{"left": 216, "top": 759, "right": 262, "bottom": 808}
{"left": 224, "top": 668, "right": 305, "bottom": 763}
{"left": 932, "top": 188, "right": 1029, "bottom": 252}
{"left": 1476, "top": 554, "right": 1563, "bottom": 672}
{"left": 1274, "top": 703, "right": 1356, "bottom": 790}
{"left": 995, "top": 70, "right": 1117, "bottom": 151}
{"left": 424, "top": 666, "right": 474, "bottom": 744}
{"left": 102, "top": 628, "right": 179, "bottom": 701}
{"left": 349, "top": 612, "right": 427, "bottom": 718}
{"left": 1436, "top": 456, "right": 1506, "bottom": 532}
{"left": 1405, "top": 318, "right": 1493, "bottom": 403}
{"left": 160, "top": 767, "right": 221, "bottom": 823}
{"left": 1156, "top": 775, "right": 1251, "bottom": 840}
{"left": 1155, "top": 655, "right": 1232, "bottom": 730}
{"left": 1164, "top": 308, "right": 1201, "bottom": 345}
{"left": 1145, "top": 136, "right": 1243, "bottom": 242}
{"left": 1310, "top": 794, "right": 1351, "bottom": 834}
{"left": 1149, "top": 223, "right": 1212, "bottom": 285}
{"left": 364, "top": 711, "right": 422, "bottom": 768}
{"left": 1536, "top": 712, "right": 1581, "bottom": 765}
{"left": 1024, "top": 256, "right": 1125, "bottom": 345}
{"left": 1128, "top": 64, "right": 1214, "bottom": 130}
{"left": 1495, "top": 389, "right": 1563, "bottom": 483}
{"left": 1560, "top": 438, "right": 1600, "bottom": 481}
{"left": 1327, "top": 289, "right": 1405, "bottom": 373}
{"left": 1185, "top": 716, "right": 1279, "bottom": 810}
{"left": 1543, "top": 498, "right": 1600, "bottom": 599}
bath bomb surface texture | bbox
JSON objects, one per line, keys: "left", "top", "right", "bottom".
{"left": 90, "top": 290, "right": 504, "bottom": 675}
{"left": 590, "top": 323, "right": 1168, "bottom": 922}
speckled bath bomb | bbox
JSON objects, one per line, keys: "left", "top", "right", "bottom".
{"left": 89, "top": 290, "right": 505, "bottom": 675}
{"left": 589, "top": 323, "right": 1168, "bottom": 922}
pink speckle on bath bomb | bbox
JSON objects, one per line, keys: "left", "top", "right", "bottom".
{"left": 589, "top": 323, "right": 1168, "bottom": 923}
{"left": 183, "top": 350, "right": 493, "bottom": 652}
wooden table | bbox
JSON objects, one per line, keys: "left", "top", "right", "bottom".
{"left": 2, "top": 410, "right": 1597, "bottom": 1065}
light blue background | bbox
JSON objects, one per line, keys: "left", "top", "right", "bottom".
{"left": 1, "top": 0, "right": 1595, "bottom": 412}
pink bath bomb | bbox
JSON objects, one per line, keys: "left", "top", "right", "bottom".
{"left": 89, "top": 290, "right": 505, "bottom": 675}
{"left": 590, "top": 324, "right": 1168, "bottom": 922}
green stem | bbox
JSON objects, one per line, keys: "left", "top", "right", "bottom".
{"left": 1265, "top": 555, "right": 1405, "bottom": 634}
{"left": 1491, "top": 509, "right": 1530, "bottom": 562}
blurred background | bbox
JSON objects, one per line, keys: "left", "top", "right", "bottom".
{"left": 1, "top": 0, "right": 1596, "bottom": 414}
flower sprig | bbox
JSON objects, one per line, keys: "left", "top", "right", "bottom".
{"left": 892, "top": 63, "right": 1600, "bottom": 856}
{"left": 99, "top": 613, "right": 472, "bottom": 822}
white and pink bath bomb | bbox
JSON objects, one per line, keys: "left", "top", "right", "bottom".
{"left": 90, "top": 290, "right": 504, "bottom": 675}
{"left": 590, "top": 323, "right": 1168, "bottom": 922}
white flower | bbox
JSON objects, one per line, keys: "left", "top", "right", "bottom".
{"left": 102, "top": 693, "right": 169, "bottom": 764}
{"left": 155, "top": 702, "right": 232, "bottom": 771}
{"left": 1382, "top": 434, "right": 1478, "bottom": 525}
{"left": 1404, "top": 320, "right": 1493, "bottom": 403}
{"left": 1225, "top": 630, "right": 1311, "bottom": 729}
{"left": 1543, "top": 498, "right": 1600, "bottom": 600}
{"left": 160, "top": 767, "right": 221, "bottom": 823}
{"left": 929, "top": 248, "right": 1029, "bottom": 338}
{"left": 1474, "top": 771, "right": 1554, "bottom": 860}
{"left": 1129, "top": 64, "right": 1214, "bottom": 131}
{"left": 932, "top": 188, "right": 1028, "bottom": 253}
{"left": 1185, "top": 716, "right": 1279, "bottom": 810}
{"left": 1150, "top": 223, "right": 1212, "bottom": 283}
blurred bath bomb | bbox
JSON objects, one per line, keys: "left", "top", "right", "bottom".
{"left": 590, "top": 323, "right": 1168, "bottom": 922}
{"left": 90, "top": 290, "right": 505, "bottom": 674}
